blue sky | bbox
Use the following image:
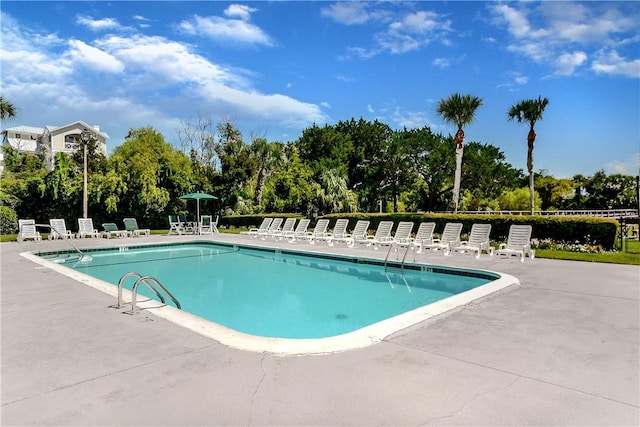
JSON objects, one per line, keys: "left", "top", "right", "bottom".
{"left": 1, "top": 1, "right": 638, "bottom": 178}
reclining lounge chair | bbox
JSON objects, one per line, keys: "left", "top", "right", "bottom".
{"left": 451, "top": 223, "right": 493, "bottom": 259}
{"left": 77, "top": 218, "right": 101, "bottom": 239}
{"left": 124, "top": 218, "right": 150, "bottom": 237}
{"left": 422, "top": 222, "right": 463, "bottom": 255}
{"left": 495, "top": 224, "right": 535, "bottom": 262}
{"left": 18, "top": 219, "right": 42, "bottom": 243}
{"left": 48, "top": 218, "right": 74, "bottom": 240}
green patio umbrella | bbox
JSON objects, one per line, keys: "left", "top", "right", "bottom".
{"left": 179, "top": 192, "right": 218, "bottom": 224}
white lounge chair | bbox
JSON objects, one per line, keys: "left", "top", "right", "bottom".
{"left": 495, "top": 224, "right": 535, "bottom": 262}
{"left": 306, "top": 219, "right": 331, "bottom": 244}
{"left": 347, "top": 220, "right": 370, "bottom": 248}
{"left": 386, "top": 221, "right": 415, "bottom": 259}
{"left": 101, "top": 222, "right": 129, "bottom": 239}
{"left": 242, "top": 217, "right": 273, "bottom": 238}
{"left": 18, "top": 219, "right": 41, "bottom": 242}
{"left": 48, "top": 218, "right": 74, "bottom": 240}
{"left": 261, "top": 217, "right": 283, "bottom": 239}
{"left": 77, "top": 218, "right": 101, "bottom": 238}
{"left": 285, "top": 218, "right": 311, "bottom": 242}
{"left": 422, "top": 222, "right": 463, "bottom": 255}
{"left": 272, "top": 218, "right": 297, "bottom": 240}
{"left": 392, "top": 222, "right": 414, "bottom": 245}
{"left": 327, "top": 219, "right": 350, "bottom": 246}
{"left": 451, "top": 223, "right": 493, "bottom": 259}
{"left": 359, "top": 220, "right": 394, "bottom": 249}
{"left": 413, "top": 222, "right": 436, "bottom": 253}
{"left": 124, "top": 218, "right": 150, "bottom": 237}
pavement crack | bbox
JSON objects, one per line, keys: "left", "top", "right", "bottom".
{"left": 249, "top": 351, "right": 269, "bottom": 426}
{"left": 419, "top": 376, "right": 521, "bottom": 426}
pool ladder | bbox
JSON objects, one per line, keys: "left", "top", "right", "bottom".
{"left": 383, "top": 242, "right": 414, "bottom": 271}
{"left": 115, "top": 272, "right": 181, "bottom": 314}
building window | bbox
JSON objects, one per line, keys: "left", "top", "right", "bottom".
{"left": 14, "top": 133, "right": 21, "bottom": 139}
{"left": 64, "top": 135, "right": 79, "bottom": 150}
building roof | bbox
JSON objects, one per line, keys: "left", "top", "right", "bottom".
{"left": 1, "top": 125, "right": 45, "bottom": 135}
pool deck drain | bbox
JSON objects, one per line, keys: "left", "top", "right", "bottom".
{"left": 2, "top": 233, "right": 639, "bottom": 426}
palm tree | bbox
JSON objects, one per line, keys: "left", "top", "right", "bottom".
{"left": 251, "top": 138, "right": 283, "bottom": 205}
{"left": 0, "top": 96, "right": 18, "bottom": 121}
{"left": 508, "top": 96, "right": 550, "bottom": 214}
{"left": 436, "top": 93, "right": 483, "bottom": 212}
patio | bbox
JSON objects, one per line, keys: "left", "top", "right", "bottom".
{"left": 1, "top": 233, "right": 638, "bottom": 426}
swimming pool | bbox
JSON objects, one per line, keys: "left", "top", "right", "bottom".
{"left": 26, "top": 240, "right": 518, "bottom": 355}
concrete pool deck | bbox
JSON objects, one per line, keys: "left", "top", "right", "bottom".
{"left": 2, "top": 233, "right": 639, "bottom": 426}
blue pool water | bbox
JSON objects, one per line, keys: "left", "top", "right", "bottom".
{"left": 39, "top": 242, "right": 496, "bottom": 339}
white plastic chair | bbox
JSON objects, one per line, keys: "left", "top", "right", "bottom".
{"left": 327, "top": 219, "right": 350, "bottom": 246}
{"left": 48, "top": 219, "right": 74, "bottom": 240}
{"left": 495, "top": 224, "right": 535, "bottom": 262}
{"left": 243, "top": 217, "right": 273, "bottom": 238}
{"left": 451, "top": 223, "right": 493, "bottom": 259}
{"left": 422, "top": 222, "right": 463, "bottom": 255}
{"left": 347, "top": 220, "right": 371, "bottom": 248}
{"left": 18, "top": 219, "right": 41, "bottom": 243}
{"left": 77, "top": 218, "right": 101, "bottom": 238}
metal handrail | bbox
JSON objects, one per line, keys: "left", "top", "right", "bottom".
{"left": 116, "top": 272, "right": 166, "bottom": 309}
{"left": 128, "top": 275, "right": 181, "bottom": 314}
{"left": 34, "top": 223, "right": 89, "bottom": 261}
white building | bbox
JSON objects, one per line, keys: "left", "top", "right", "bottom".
{"left": 0, "top": 121, "right": 108, "bottom": 173}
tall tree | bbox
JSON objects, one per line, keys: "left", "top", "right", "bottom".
{"left": 436, "top": 93, "right": 483, "bottom": 212}
{"left": 403, "top": 127, "right": 455, "bottom": 211}
{"left": 508, "top": 96, "right": 550, "bottom": 214}
{"left": 109, "top": 127, "right": 193, "bottom": 225}
{"left": 0, "top": 96, "right": 18, "bottom": 121}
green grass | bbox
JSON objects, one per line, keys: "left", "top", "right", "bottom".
{"left": 535, "top": 245, "right": 640, "bottom": 265}
{"left": 3, "top": 230, "right": 639, "bottom": 265}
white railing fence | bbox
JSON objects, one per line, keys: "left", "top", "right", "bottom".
{"left": 454, "top": 209, "right": 638, "bottom": 218}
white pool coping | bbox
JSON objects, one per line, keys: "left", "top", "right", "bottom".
{"left": 21, "top": 243, "right": 519, "bottom": 357}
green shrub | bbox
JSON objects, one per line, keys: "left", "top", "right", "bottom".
{"left": 0, "top": 206, "right": 18, "bottom": 234}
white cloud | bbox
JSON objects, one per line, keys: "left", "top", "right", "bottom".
{"left": 496, "top": 72, "right": 528, "bottom": 92}
{"left": 553, "top": 51, "right": 588, "bottom": 76}
{"left": 367, "top": 104, "right": 374, "bottom": 113}
{"left": 224, "top": 4, "right": 257, "bottom": 21}
{"left": 178, "top": 14, "right": 273, "bottom": 46}
{"left": 67, "top": 40, "right": 125, "bottom": 73}
{"left": 605, "top": 153, "right": 640, "bottom": 175}
{"left": 325, "top": 4, "right": 450, "bottom": 57}
{"left": 1, "top": 11, "right": 327, "bottom": 148}
{"left": 432, "top": 57, "right": 450, "bottom": 69}
{"left": 592, "top": 50, "right": 640, "bottom": 78}
{"left": 76, "top": 15, "right": 123, "bottom": 32}
{"left": 489, "top": 2, "right": 640, "bottom": 78}
{"left": 389, "top": 107, "right": 434, "bottom": 130}
{"left": 321, "top": 2, "right": 371, "bottom": 25}
{"left": 377, "top": 10, "right": 451, "bottom": 54}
